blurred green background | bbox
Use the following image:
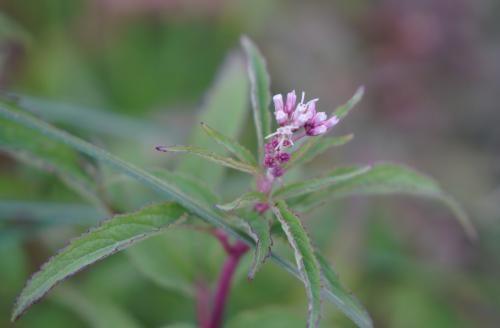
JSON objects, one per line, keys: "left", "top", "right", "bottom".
{"left": 0, "top": 0, "right": 499, "bottom": 327}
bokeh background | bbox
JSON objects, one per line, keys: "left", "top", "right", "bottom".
{"left": 1, "top": 0, "right": 499, "bottom": 327}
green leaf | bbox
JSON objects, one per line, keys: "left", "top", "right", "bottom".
{"left": 0, "top": 104, "right": 99, "bottom": 207}
{"left": 157, "top": 145, "right": 259, "bottom": 175}
{"left": 332, "top": 86, "right": 364, "bottom": 120}
{"left": 272, "top": 201, "right": 322, "bottom": 328}
{"left": 0, "top": 201, "right": 104, "bottom": 226}
{"left": 52, "top": 286, "right": 143, "bottom": 328}
{"left": 296, "top": 163, "right": 476, "bottom": 239}
{"left": 0, "top": 103, "right": 370, "bottom": 328}
{"left": 1, "top": 92, "right": 172, "bottom": 142}
{"left": 217, "top": 191, "right": 267, "bottom": 211}
{"left": 201, "top": 122, "right": 257, "bottom": 165}
{"left": 289, "top": 134, "right": 354, "bottom": 168}
{"left": 241, "top": 36, "right": 272, "bottom": 159}
{"left": 179, "top": 54, "right": 249, "bottom": 186}
{"left": 236, "top": 211, "right": 273, "bottom": 279}
{"left": 0, "top": 101, "right": 251, "bottom": 249}
{"left": 273, "top": 165, "right": 372, "bottom": 199}
{"left": 316, "top": 252, "right": 373, "bottom": 328}
{"left": 11, "top": 202, "right": 186, "bottom": 321}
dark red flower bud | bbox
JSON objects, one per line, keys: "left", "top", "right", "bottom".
{"left": 277, "top": 152, "right": 290, "bottom": 163}
{"left": 263, "top": 155, "right": 275, "bottom": 168}
{"left": 271, "top": 166, "right": 285, "bottom": 177}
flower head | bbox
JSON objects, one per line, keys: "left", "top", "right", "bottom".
{"left": 264, "top": 91, "right": 343, "bottom": 179}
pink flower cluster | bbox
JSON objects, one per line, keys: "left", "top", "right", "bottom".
{"left": 255, "top": 90, "right": 345, "bottom": 213}
{"left": 273, "top": 91, "right": 339, "bottom": 137}
{"left": 262, "top": 91, "right": 339, "bottom": 179}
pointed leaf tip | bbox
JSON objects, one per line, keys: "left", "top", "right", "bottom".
{"left": 11, "top": 202, "right": 185, "bottom": 321}
{"left": 333, "top": 86, "right": 365, "bottom": 120}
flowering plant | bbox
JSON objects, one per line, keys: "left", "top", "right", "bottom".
{"left": 0, "top": 36, "right": 474, "bottom": 328}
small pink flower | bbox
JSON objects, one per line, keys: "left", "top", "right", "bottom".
{"left": 263, "top": 154, "right": 275, "bottom": 167}
{"left": 307, "top": 125, "right": 328, "bottom": 136}
{"left": 273, "top": 94, "right": 288, "bottom": 126}
{"left": 305, "top": 111, "right": 339, "bottom": 136}
{"left": 285, "top": 90, "right": 297, "bottom": 114}
{"left": 277, "top": 152, "right": 290, "bottom": 163}
{"left": 323, "top": 115, "right": 339, "bottom": 129}
{"left": 291, "top": 94, "right": 318, "bottom": 128}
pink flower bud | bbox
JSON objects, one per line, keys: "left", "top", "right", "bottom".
{"left": 275, "top": 110, "right": 288, "bottom": 126}
{"left": 282, "top": 139, "right": 292, "bottom": 147}
{"left": 254, "top": 202, "right": 270, "bottom": 214}
{"left": 307, "top": 125, "right": 328, "bottom": 136}
{"left": 264, "top": 142, "right": 274, "bottom": 153}
{"left": 310, "top": 112, "right": 327, "bottom": 125}
{"left": 271, "top": 138, "right": 279, "bottom": 148}
{"left": 291, "top": 98, "right": 318, "bottom": 128}
{"left": 271, "top": 166, "right": 285, "bottom": 177}
{"left": 277, "top": 152, "right": 290, "bottom": 163}
{"left": 285, "top": 90, "right": 297, "bottom": 114}
{"left": 324, "top": 115, "right": 339, "bottom": 129}
{"left": 306, "top": 99, "right": 318, "bottom": 117}
{"left": 263, "top": 154, "right": 275, "bottom": 167}
{"left": 273, "top": 94, "right": 284, "bottom": 112}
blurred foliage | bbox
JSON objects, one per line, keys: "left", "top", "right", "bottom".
{"left": 1, "top": 0, "right": 499, "bottom": 327}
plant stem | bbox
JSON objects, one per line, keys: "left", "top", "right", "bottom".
{"left": 207, "top": 235, "right": 249, "bottom": 328}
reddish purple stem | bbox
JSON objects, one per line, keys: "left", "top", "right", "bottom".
{"left": 206, "top": 237, "right": 250, "bottom": 328}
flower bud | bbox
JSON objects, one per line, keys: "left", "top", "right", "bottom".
{"left": 323, "top": 115, "right": 339, "bottom": 129}
{"left": 306, "top": 125, "right": 328, "bottom": 136}
{"left": 254, "top": 202, "right": 270, "bottom": 214}
{"left": 264, "top": 154, "right": 275, "bottom": 167}
{"left": 271, "top": 166, "right": 285, "bottom": 177}
{"left": 285, "top": 90, "right": 297, "bottom": 114}
{"left": 277, "top": 152, "right": 290, "bottom": 163}
{"left": 273, "top": 94, "right": 284, "bottom": 112}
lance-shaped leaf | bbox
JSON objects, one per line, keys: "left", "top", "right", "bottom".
{"left": 156, "top": 145, "right": 259, "bottom": 175}
{"left": 316, "top": 252, "right": 372, "bottom": 328}
{"left": 288, "top": 134, "right": 354, "bottom": 168}
{"left": 296, "top": 163, "right": 476, "bottom": 239}
{"left": 332, "top": 86, "right": 364, "bottom": 120}
{"left": 241, "top": 36, "right": 272, "bottom": 159}
{"left": 273, "top": 165, "right": 372, "bottom": 200}
{"left": 272, "top": 201, "right": 322, "bottom": 328}
{"left": 201, "top": 122, "right": 257, "bottom": 166}
{"left": 217, "top": 191, "right": 267, "bottom": 211}
{"left": 0, "top": 107, "right": 99, "bottom": 207}
{"left": 0, "top": 102, "right": 252, "bottom": 249}
{"left": 0, "top": 201, "right": 105, "bottom": 226}
{"left": 11, "top": 202, "right": 186, "bottom": 321}
{"left": 235, "top": 211, "right": 273, "bottom": 279}
{"left": 0, "top": 103, "right": 371, "bottom": 328}
{"left": 1, "top": 91, "right": 172, "bottom": 143}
